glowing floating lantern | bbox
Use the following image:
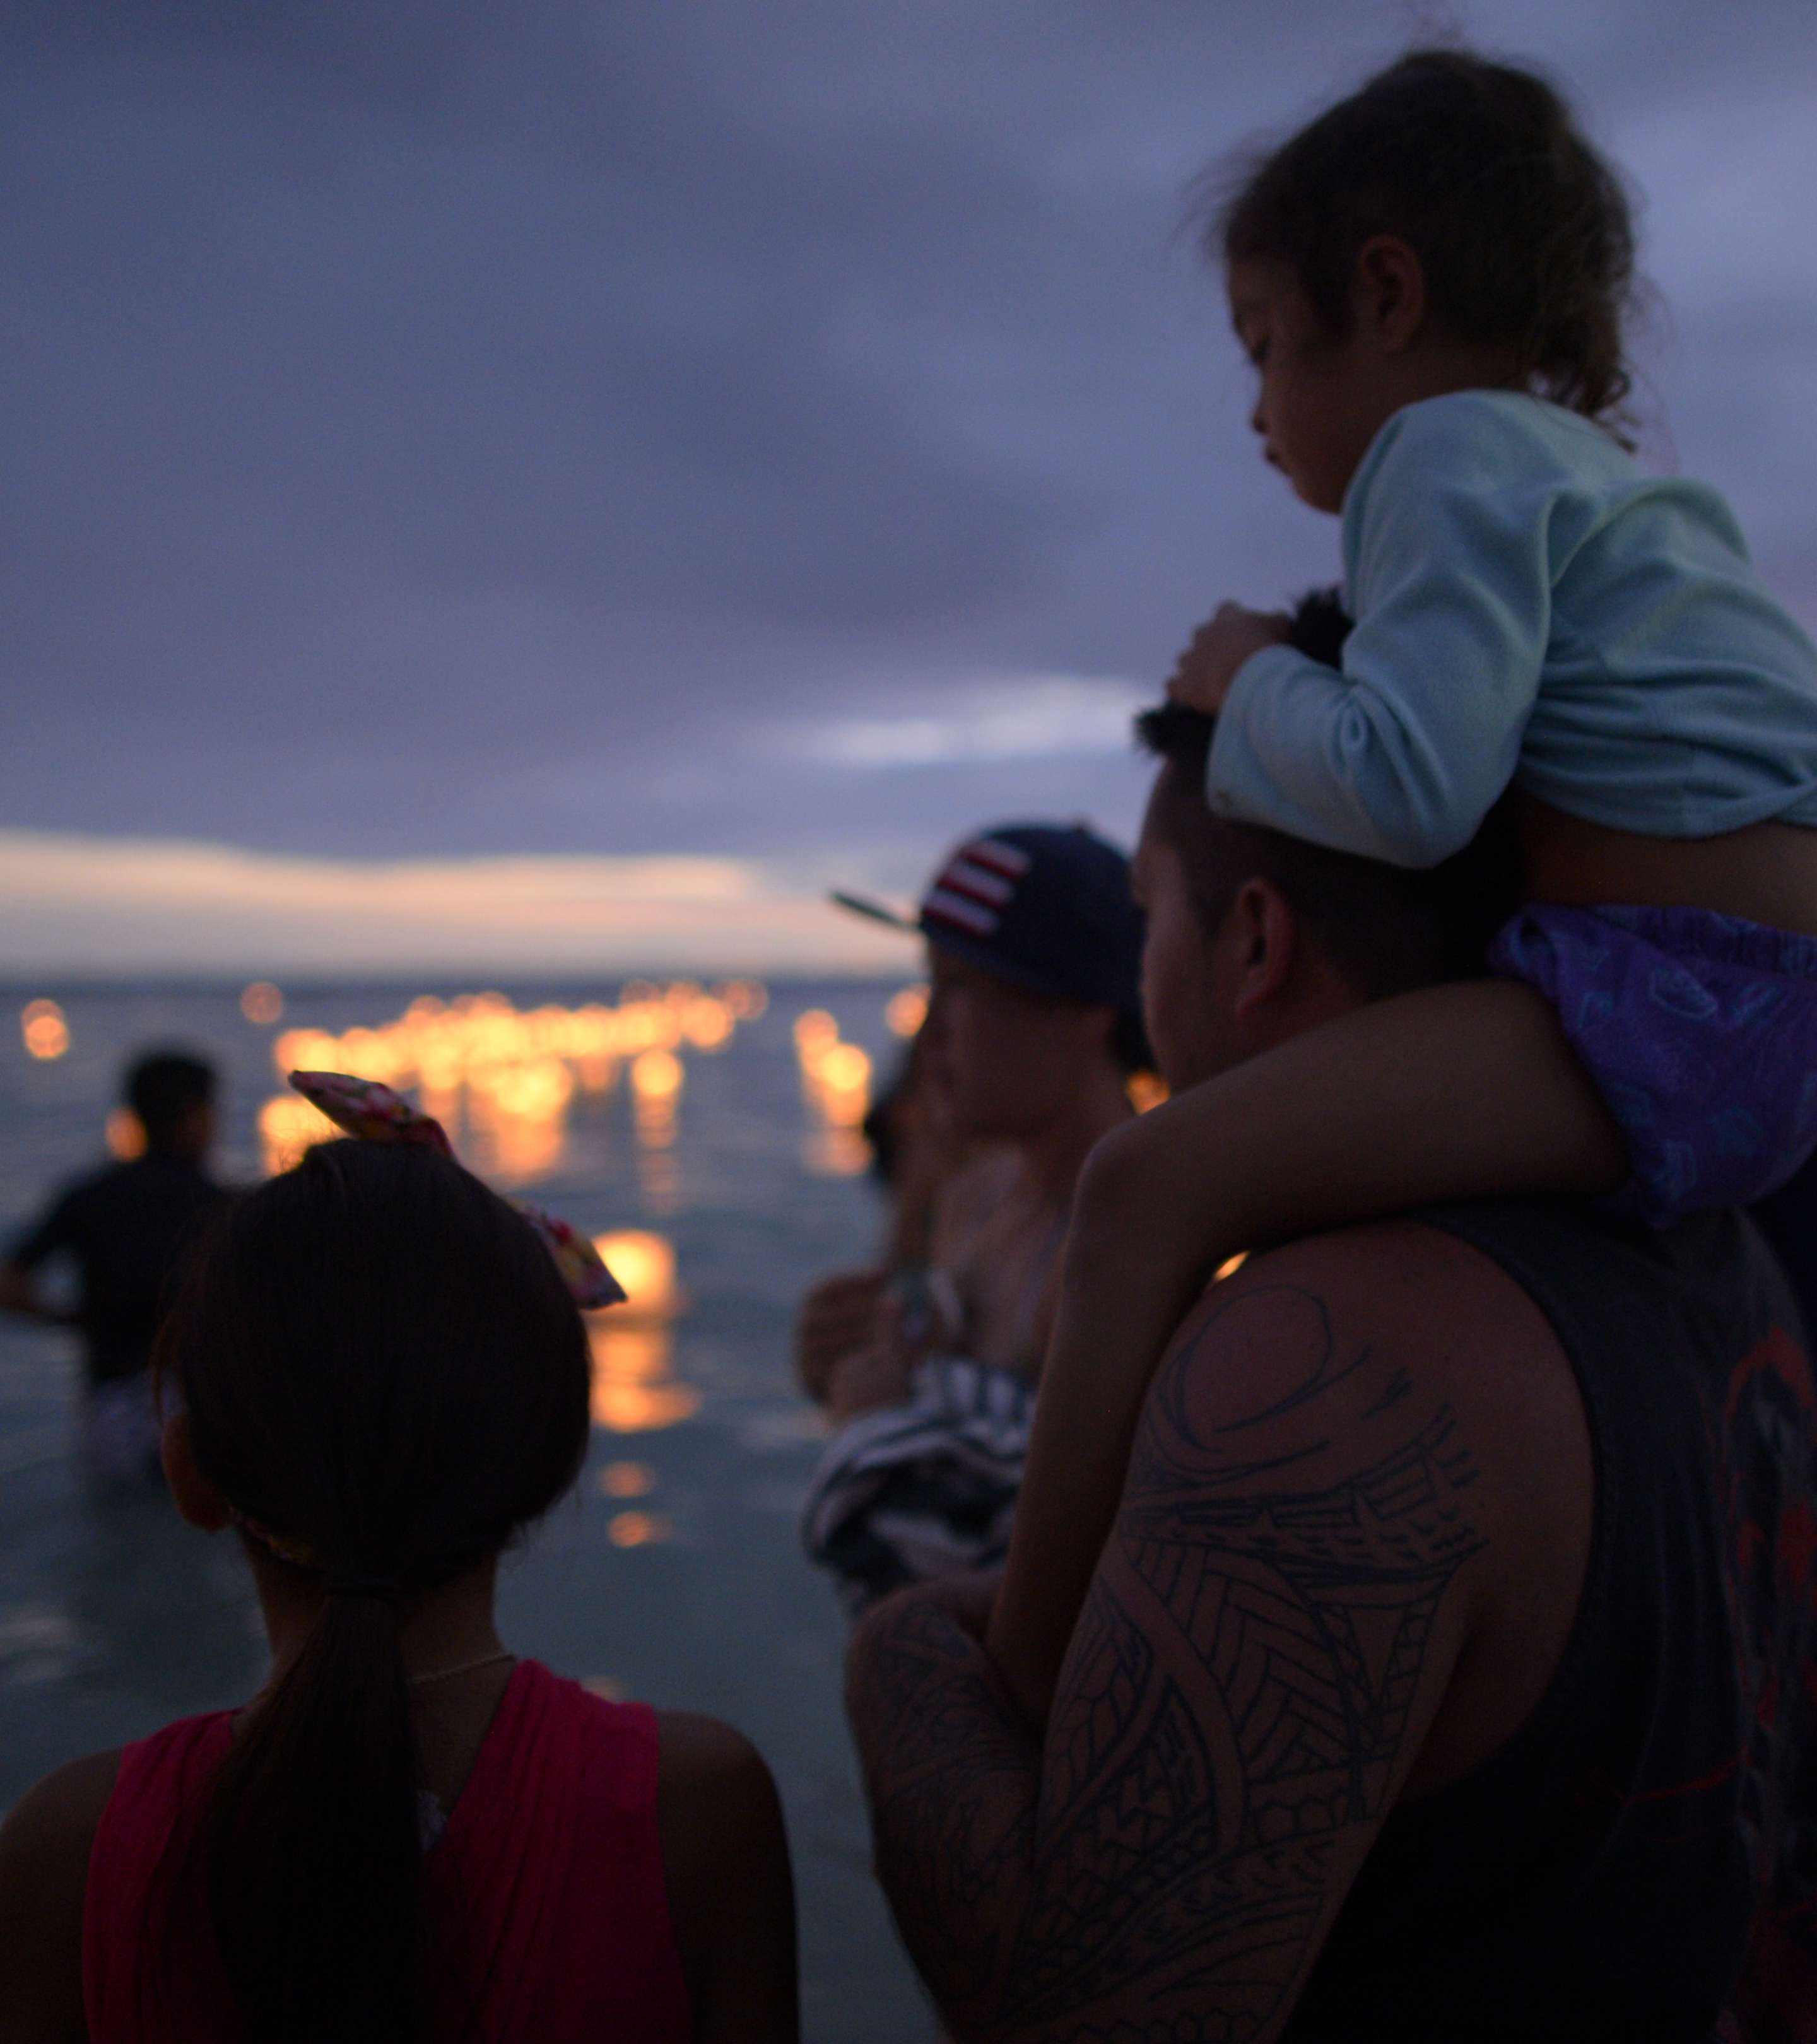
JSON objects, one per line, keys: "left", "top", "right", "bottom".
{"left": 257, "top": 1093, "right": 344, "bottom": 1176}
{"left": 105, "top": 1108, "right": 146, "bottom": 1160}
{"left": 240, "top": 982, "right": 285, "bottom": 1025}
{"left": 630, "top": 1049, "right": 683, "bottom": 1102}
{"left": 630, "top": 1047, "right": 683, "bottom": 1149}
{"left": 793, "top": 1009, "right": 838, "bottom": 1057}
{"left": 885, "top": 984, "right": 929, "bottom": 1037}
{"left": 815, "top": 1043, "right": 871, "bottom": 1127}
{"left": 272, "top": 1029, "right": 341, "bottom": 1083}
{"left": 681, "top": 997, "right": 733, "bottom": 1052}
{"left": 791, "top": 1008, "right": 876, "bottom": 1173}
{"left": 818, "top": 1042, "right": 869, "bottom": 1090}
{"left": 716, "top": 978, "right": 769, "bottom": 1021}
{"left": 252, "top": 985, "right": 762, "bottom": 1189}
{"left": 592, "top": 1230, "right": 678, "bottom": 1319}
{"left": 21, "top": 999, "right": 68, "bottom": 1061}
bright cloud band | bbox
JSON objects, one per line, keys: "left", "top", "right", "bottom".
{"left": 0, "top": 831, "right": 917, "bottom": 975}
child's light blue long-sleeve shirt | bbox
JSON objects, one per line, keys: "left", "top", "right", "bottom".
{"left": 1206, "top": 390, "right": 1817, "bottom": 868}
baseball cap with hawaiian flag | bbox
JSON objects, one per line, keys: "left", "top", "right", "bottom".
{"left": 833, "top": 821, "right": 1143, "bottom": 1015}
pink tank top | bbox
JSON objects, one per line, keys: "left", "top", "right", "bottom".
{"left": 81, "top": 1659, "right": 691, "bottom": 2043}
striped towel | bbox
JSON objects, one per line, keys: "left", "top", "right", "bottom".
{"left": 799, "top": 1357, "right": 1034, "bottom": 1614}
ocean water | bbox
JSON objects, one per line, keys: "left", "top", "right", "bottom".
{"left": 0, "top": 977, "right": 930, "bottom": 2042}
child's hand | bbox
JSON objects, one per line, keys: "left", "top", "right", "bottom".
{"left": 1165, "top": 602, "right": 1291, "bottom": 714}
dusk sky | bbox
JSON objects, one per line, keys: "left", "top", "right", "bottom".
{"left": 5, "top": 0, "right": 1815, "bottom": 972}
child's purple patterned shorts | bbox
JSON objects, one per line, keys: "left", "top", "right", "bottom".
{"left": 1489, "top": 903, "right": 1817, "bottom": 1228}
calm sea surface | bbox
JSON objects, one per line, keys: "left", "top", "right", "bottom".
{"left": 0, "top": 976, "right": 929, "bottom": 2042}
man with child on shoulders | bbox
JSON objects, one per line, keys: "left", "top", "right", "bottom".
{"left": 844, "top": 691, "right": 1817, "bottom": 2041}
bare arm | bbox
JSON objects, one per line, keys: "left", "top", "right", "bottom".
{"left": 849, "top": 1241, "right": 1495, "bottom": 2042}
{"left": 0, "top": 1749, "right": 121, "bottom": 2043}
{"left": 657, "top": 1712, "right": 799, "bottom": 2044}
{"left": 985, "top": 977, "right": 1620, "bottom": 1724}
{"left": 0, "top": 1259, "right": 75, "bottom": 1325}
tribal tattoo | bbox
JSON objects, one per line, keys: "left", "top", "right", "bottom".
{"left": 847, "top": 1275, "right": 1488, "bottom": 2043}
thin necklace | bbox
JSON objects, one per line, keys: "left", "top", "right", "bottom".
{"left": 407, "top": 1649, "right": 515, "bottom": 1688}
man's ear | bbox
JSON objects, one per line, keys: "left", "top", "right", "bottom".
{"left": 1350, "top": 233, "right": 1426, "bottom": 355}
{"left": 1226, "top": 877, "right": 1299, "bottom": 1019}
{"left": 161, "top": 1411, "right": 230, "bottom": 1532}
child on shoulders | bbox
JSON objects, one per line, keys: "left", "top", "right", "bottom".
{"left": 987, "top": 48, "right": 1817, "bottom": 1720}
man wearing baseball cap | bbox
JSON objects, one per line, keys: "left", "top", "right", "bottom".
{"left": 801, "top": 820, "right": 1150, "bottom": 1609}
{"left": 837, "top": 819, "right": 1148, "bottom": 1045}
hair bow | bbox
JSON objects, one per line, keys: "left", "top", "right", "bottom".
{"left": 288, "top": 1070, "right": 626, "bottom": 1309}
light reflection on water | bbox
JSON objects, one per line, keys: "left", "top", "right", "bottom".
{"left": 794, "top": 1010, "right": 874, "bottom": 1178}
{"left": 608, "top": 1510, "right": 671, "bottom": 1548}
{"left": 587, "top": 1230, "right": 697, "bottom": 1441}
{"left": 587, "top": 1323, "right": 699, "bottom": 1435}
{"left": 0, "top": 976, "right": 924, "bottom": 2042}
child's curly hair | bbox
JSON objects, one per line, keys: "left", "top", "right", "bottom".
{"left": 1206, "top": 48, "right": 1639, "bottom": 437}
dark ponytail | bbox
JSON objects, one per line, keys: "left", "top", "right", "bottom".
{"left": 1207, "top": 47, "right": 1640, "bottom": 437}
{"left": 204, "top": 1595, "right": 421, "bottom": 2040}
{"left": 158, "top": 1141, "right": 591, "bottom": 2041}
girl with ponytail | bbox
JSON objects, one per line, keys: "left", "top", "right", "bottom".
{"left": 0, "top": 1090, "right": 797, "bottom": 2042}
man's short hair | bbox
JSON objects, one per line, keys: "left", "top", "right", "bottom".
{"left": 126, "top": 1052, "right": 216, "bottom": 1148}
{"left": 1135, "top": 591, "right": 1522, "bottom": 998}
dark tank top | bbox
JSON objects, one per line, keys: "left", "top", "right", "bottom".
{"left": 1285, "top": 1199, "right": 1817, "bottom": 2044}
